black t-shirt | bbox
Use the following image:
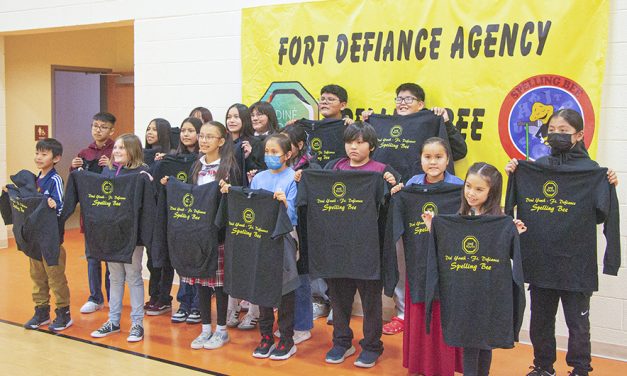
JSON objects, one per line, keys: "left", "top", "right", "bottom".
{"left": 156, "top": 178, "right": 222, "bottom": 278}
{"left": 369, "top": 110, "right": 453, "bottom": 182}
{"left": 425, "top": 215, "right": 525, "bottom": 350}
{"left": 216, "top": 187, "right": 294, "bottom": 307}
{"left": 505, "top": 160, "right": 621, "bottom": 292}
{"left": 151, "top": 154, "right": 198, "bottom": 185}
{"left": 297, "top": 118, "right": 347, "bottom": 165}
{"left": 297, "top": 169, "right": 385, "bottom": 280}
{"left": 384, "top": 183, "right": 462, "bottom": 302}
{"left": 61, "top": 170, "right": 155, "bottom": 263}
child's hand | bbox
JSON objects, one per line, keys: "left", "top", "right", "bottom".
{"left": 361, "top": 109, "right": 373, "bottom": 121}
{"left": 154, "top": 153, "right": 166, "bottom": 161}
{"left": 247, "top": 169, "right": 258, "bottom": 183}
{"left": 431, "top": 107, "right": 449, "bottom": 122}
{"left": 607, "top": 169, "right": 619, "bottom": 186}
{"left": 383, "top": 171, "right": 396, "bottom": 186}
{"left": 294, "top": 170, "right": 303, "bottom": 183}
{"left": 513, "top": 219, "right": 527, "bottom": 234}
{"left": 47, "top": 197, "right": 57, "bottom": 209}
{"left": 2, "top": 186, "right": 8, "bottom": 193}
{"left": 274, "top": 189, "right": 287, "bottom": 207}
{"left": 390, "top": 182, "right": 404, "bottom": 195}
{"left": 71, "top": 157, "right": 84, "bottom": 168}
{"left": 98, "top": 155, "right": 110, "bottom": 167}
{"left": 505, "top": 158, "right": 519, "bottom": 175}
{"left": 241, "top": 141, "right": 252, "bottom": 159}
{"left": 285, "top": 118, "right": 298, "bottom": 127}
{"left": 421, "top": 210, "right": 434, "bottom": 231}
{"left": 343, "top": 117, "right": 354, "bottom": 126}
{"left": 160, "top": 176, "right": 169, "bottom": 186}
{"left": 219, "top": 179, "right": 231, "bottom": 194}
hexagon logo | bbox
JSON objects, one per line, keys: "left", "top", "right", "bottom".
{"left": 260, "top": 81, "right": 319, "bottom": 128}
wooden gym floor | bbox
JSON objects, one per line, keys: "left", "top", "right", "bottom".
{"left": 0, "top": 229, "right": 625, "bottom": 375}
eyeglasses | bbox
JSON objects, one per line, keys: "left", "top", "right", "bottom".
{"left": 318, "top": 97, "right": 339, "bottom": 104}
{"left": 92, "top": 124, "right": 112, "bottom": 131}
{"left": 198, "top": 135, "right": 223, "bottom": 141}
{"left": 395, "top": 96, "right": 420, "bottom": 105}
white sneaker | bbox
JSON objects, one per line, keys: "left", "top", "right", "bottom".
{"left": 191, "top": 331, "right": 212, "bottom": 349}
{"left": 312, "top": 300, "right": 330, "bottom": 319}
{"left": 204, "top": 331, "right": 230, "bottom": 349}
{"left": 273, "top": 329, "right": 311, "bottom": 344}
{"left": 293, "top": 330, "right": 312, "bottom": 344}
{"left": 237, "top": 312, "right": 258, "bottom": 330}
{"left": 226, "top": 309, "right": 240, "bottom": 328}
{"left": 80, "top": 301, "right": 104, "bottom": 314}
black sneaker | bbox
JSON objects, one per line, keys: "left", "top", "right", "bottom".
{"left": 49, "top": 307, "right": 73, "bottom": 331}
{"left": 127, "top": 323, "right": 144, "bottom": 342}
{"left": 527, "top": 366, "right": 556, "bottom": 376}
{"left": 143, "top": 297, "right": 157, "bottom": 310}
{"left": 24, "top": 305, "right": 50, "bottom": 330}
{"left": 252, "top": 335, "right": 276, "bottom": 358}
{"left": 568, "top": 371, "right": 588, "bottom": 376}
{"left": 146, "top": 302, "right": 172, "bottom": 316}
{"left": 186, "top": 309, "right": 201, "bottom": 324}
{"left": 91, "top": 321, "right": 121, "bottom": 338}
{"left": 354, "top": 349, "right": 381, "bottom": 368}
{"left": 269, "top": 340, "right": 297, "bottom": 360}
{"left": 171, "top": 308, "right": 189, "bottom": 323}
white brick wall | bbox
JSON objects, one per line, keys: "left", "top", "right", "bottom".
{"left": 1, "top": 0, "right": 626, "bottom": 358}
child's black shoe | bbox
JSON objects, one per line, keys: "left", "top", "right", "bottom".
{"left": 269, "top": 339, "right": 296, "bottom": 360}
{"left": 252, "top": 335, "right": 275, "bottom": 358}
{"left": 49, "top": 307, "right": 73, "bottom": 331}
{"left": 24, "top": 305, "right": 50, "bottom": 330}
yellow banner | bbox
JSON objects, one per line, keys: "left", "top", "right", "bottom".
{"left": 242, "top": 0, "right": 608, "bottom": 174}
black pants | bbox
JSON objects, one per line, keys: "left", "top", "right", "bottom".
{"left": 530, "top": 285, "right": 592, "bottom": 375}
{"left": 463, "top": 347, "right": 492, "bottom": 376}
{"left": 259, "top": 291, "right": 296, "bottom": 347}
{"left": 198, "top": 286, "right": 227, "bottom": 326}
{"left": 146, "top": 251, "right": 174, "bottom": 304}
{"left": 326, "top": 278, "right": 383, "bottom": 354}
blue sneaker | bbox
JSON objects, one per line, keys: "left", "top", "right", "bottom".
{"left": 354, "top": 350, "right": 381, "bottom": 368}
{"left": 325, "top": 345, "right": 356, "bottom": 364}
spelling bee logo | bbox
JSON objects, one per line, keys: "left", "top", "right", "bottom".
{"left": 101, "top": 180, "right": 113, "bottom": 195}
{"left": 498, "top": 74, "right": 595, "bottom": 161}
{"left": 182, "top": 193, "right": 194, "bottom": 208}
{"left": 543, "top": 180, "right": 558, "bottom": 198}
{"left": 332, "top": 182, "right": 347, "bottom": 198}
{"left": 390, "top": 125, "right": 403, "bottom": 138}
{"left": 422, "top": 202, "right": 438, "bottom": 215}
{"left": 243, "top": 208, "right": 255, "bottom": 224}
{"left": 310, "top": 137, "right": 322, "bottom": 152}
{"left": 176, "top": 171, "right": 188, "bottom": 182}
{"left": 462, "top": 236, "right": 479, "bottom": 255}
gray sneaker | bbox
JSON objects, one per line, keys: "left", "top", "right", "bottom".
{"left": 127, "top": 324, "right": 144, "bottom": 342}
{"left": 204, "top": 331, "right": 230, "bottom": 349}
{"left": 226, "top": 309, "right": 240, "bottom": 327}
{"left": 191, "top": 331, "right": 212, "bottom": 349}
{"left": 312, "top": 300, "right": 330, "bottom": 320}
{"left": 91, "top": 321, "right": 121, "bottom": 338}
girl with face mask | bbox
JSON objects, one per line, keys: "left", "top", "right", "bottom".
{"left": 505, "top": 109, "right": 618, "bottom": 185}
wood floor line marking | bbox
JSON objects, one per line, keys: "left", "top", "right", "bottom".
{"left": 0, "top": 318, "right": 228, "bottom": 376}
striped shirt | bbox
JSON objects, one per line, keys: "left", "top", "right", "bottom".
{"left": 37, "top": 168, "right": 64, "bottom": 215}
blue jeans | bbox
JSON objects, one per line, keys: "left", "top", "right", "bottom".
{"left": 176, "top": 281, "right": 199, "bottom": 312}
{"left": 107, "top": 246, "right": 144, "bottom": 325}
{"left": 294, "top": 274, "right": 313, "bottom": 331}
{"left": 87, "top": 257, "right": 110, "bottom": 305}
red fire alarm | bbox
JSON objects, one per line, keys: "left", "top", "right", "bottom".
{"left": 35, "top": 125, "right": 49, "bottom": 140}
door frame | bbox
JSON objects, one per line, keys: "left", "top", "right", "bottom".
{"left": 51, "top": 65, "right": 112, "bottom": 136}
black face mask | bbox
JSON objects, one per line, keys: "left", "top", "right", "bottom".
{"left": 547, "top": 133, "right": 575, "bottom": 152}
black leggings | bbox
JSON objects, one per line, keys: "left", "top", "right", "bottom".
{"left": 198, "top": 285, "right": 227, "bottom": 326}
{"left": 463, "top": 347, "right": 492, "bottom": 376}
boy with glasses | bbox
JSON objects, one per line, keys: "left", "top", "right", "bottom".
{"left": 70, "top": 112, "right": 116, "bottom": 314}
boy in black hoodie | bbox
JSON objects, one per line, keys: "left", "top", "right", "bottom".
{"left": 505, "top": 109, "right": 619, "bottom": 376}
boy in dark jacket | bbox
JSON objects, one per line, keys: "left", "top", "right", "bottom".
{"left": 70, "top": 112, "right": 116, "bottom": 314}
